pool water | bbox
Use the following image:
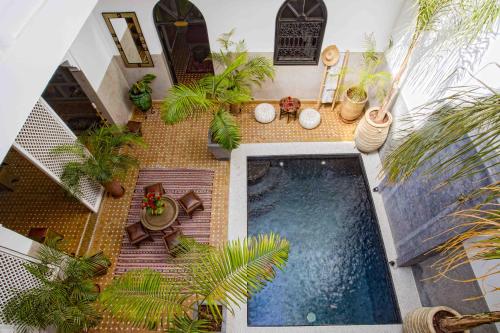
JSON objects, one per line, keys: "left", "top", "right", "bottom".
{"left": 247, "top": 156, "right": 400, "bottom": 327}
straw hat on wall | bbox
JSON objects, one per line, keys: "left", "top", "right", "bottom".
{"left": 321, "top": 45, "right": 340, "bottom": 66}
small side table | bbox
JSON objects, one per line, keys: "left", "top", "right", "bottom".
{"left": 279, "top": 97, "right": 301, "bottom": 123}
{"left": 140, "top": 195, "right": 179, "bottom": 231}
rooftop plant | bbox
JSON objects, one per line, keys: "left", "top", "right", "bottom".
{"left": 161, "top": 31, "right": 275, "bottom": 150}
{"left": 52, "top": 125, "right": 145, "bottom": 197}
{"left": 374, "top": 0, "right": 500, "bottom": 124}
{"left": 100, "top": 233, "right": 289, "bottom": 332}
{"left": 2, "top": 239, "right": 110, "bottom": 333}
{"left": 383, "top": 84, "right": 500, "bottom": 330}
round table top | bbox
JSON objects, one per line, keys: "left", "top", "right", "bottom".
{"left": 279, "top": 97, "right": 301, "bottom": 113}
{"left": 140, "top": 195, "right": 179, "bottom": 231}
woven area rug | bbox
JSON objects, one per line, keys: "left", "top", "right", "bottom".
{"left": 114, "top": 168, "right": 214, "bottom": 276}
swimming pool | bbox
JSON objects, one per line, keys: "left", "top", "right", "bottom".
{"left": 247, "top": 156, "right": 400, "bottom": 327}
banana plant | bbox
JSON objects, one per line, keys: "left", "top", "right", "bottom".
{"left": 100, "top": 233, "right": 289, "bottom": 332}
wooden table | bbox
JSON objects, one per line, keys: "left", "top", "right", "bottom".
{"left": 140, "top": 195, "right": 179, "bottom": 231}
{"left": 279, "top": 97, "right": 301, "bottom": 123}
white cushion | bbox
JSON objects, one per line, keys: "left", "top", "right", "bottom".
{"left": 299, "top": 108, "right": 321, "bottom": 129}
{"left": 254, "top": 103, "right": 276, "bottom": 124}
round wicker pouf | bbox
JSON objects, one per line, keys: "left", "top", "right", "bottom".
{"left": 299, "top": 108, "right": 321, "bottom": 129}
{"left": 254, "top": 103, "right": 276, "bottom": 124}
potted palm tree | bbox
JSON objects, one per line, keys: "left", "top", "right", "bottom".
{"left": 162, "top": 31, "right": 274, "bottom": 160}
{"left": 355, "top": 0, "right": 499, "bottom": 152}
{"left": 100, "top": 233, "right": 289, "bottom": 332}
{"left": 53, "top": 125, "right": 146, "bottom": 198}
{"left": 129, "top": 74, "right": 156, "bottom": 112}
{"left": 211, "top": 30, "right": 275, "bottom": 114}
{"left": 340, "top": 35, "right": 391, "bottom": 123}
{"left": 382, "top": 86, "right": 500, "bottom": 332}
{"left": 2, "top": 239, "right": 110, "bottom": 333}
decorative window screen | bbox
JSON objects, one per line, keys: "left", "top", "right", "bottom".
{"left": 13, "top": 98, "right": 103, "bottom": 212}
{"left": 0, "top": 249, "right": 41, "bottom": 325}
{"left": 274, "top": 0, "right": 327, "bottom": 65}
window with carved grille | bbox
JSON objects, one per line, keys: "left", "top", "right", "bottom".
{"left": 274, "top": 0, "right": 327, "bottom": 65}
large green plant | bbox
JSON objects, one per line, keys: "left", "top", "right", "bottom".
{"left": 382, "top": 86, "right": 500, "bottom": 329}
{"left": 161, "top": 31, "right": 275, "bottom": 150}
{"left": 374, "top": 0, "right": 499, "bottom": 123}
{"left": 2, "top": 240, "right": 110, "bottom": 333}
{"left": 52, "top": 125, "right": 145, "bottom": 195}
{"left": 100, "top": 233, "right": 289, "bottom": 332}
{"left": 347, "top": 34, "right": 391, "bottom": 103}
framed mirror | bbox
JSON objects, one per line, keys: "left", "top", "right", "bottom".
{"left": 102, "top": 12, "right": 154, "bottom": 67}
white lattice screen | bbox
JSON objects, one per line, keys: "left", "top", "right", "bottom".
{"left": 13, "top": 98, "right": 103, "bottom": 212}
{"left": 0, "top": 249, "right": 41, "bottom": 325}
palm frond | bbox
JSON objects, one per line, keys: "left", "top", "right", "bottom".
{"left": 161, "top": 83, "right": 213, "bottom": 124}
{"left": 210, "top": 109, "right": 241, "bottom": 150}
{"left": 51, "top": 143, "right": 86, "bottom": 158}
{"left": 382, "top": 85, "right": 500, "bottom": 184}
{"left": 99, "top": 269, "right": 188, "bottom": 330}
{"left": 191, "top": 233, "right": 289, "bottom": 317}
{"left": 167, "top": 316, "right": 211, "bottom": 333}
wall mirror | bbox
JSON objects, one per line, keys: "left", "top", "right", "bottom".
{"left": 102, "top": 12, "right": 154, "bottom": 67}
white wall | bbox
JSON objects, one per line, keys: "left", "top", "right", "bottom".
{"left": 0, "top": 0, "right": 98, "bottom": 163}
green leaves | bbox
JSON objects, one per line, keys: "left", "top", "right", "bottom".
{"left": 99, "top": 233, "right": 289, "bottom": 331}
{"left": 100, "top": 269, "right": 188, "bottom": 330}
{"left": 129, "top": 74, "right": 156, "bottom": 95}
{"left": 191, "top": 233, "right": 289, "bottom": 317}
{"left": 382, "top": 86, "right": 499, "bottom": 184}
{"left": 210, "top": 109, "right": 241, "bottom": 150}
{"left": 161, "top": 83, "right": 213, "bottom": 124}
{"left": 2, "top": 242, "right": 108, "bottom": 333}
{"left": 52, "top": 125, "right": 145, "bottom": 195}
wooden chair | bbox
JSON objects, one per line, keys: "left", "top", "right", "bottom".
{"left": 144, "top": 182, "right": 166, "bottom": 196}
{"left": 162, "top": 229, "right": 184, "bottom": 257}
{"left": 126, "top": 221, "right": 153, "bottom": 247}
{"left": 178, "top": 190, "right": 204, "bottom": 218}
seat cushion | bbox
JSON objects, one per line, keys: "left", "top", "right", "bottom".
{"left": 144, "top": 183, "right": 165, "bottom": 195}
{"left": 299, "top": 108, "right": 321, "bottom": 129}
{"left": 254, "top": 103, "right": 276, "bottom": 124}
{"left": 163, "top": 229, "right": 183, "bottom": 252}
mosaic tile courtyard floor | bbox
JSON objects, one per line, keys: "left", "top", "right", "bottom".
{"left": 1, "top": 101, "right": 357, "bottom": 331}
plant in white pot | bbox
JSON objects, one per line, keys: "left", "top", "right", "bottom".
{"left": 340, "top": 35, "right": 390, "bottom": 123}
{"left": 354, "top": 0, "right": 500, "bottom": 153}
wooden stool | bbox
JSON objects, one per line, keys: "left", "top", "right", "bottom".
{"left": 126, "top": 221, "right": 153, "bottom": 247}
{"left": 144, "top": 182, "right": 166, "bottom": 196}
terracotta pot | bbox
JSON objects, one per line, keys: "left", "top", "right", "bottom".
{"left": 229, "top": 103, "right": 241, "bottom": 114}
{"left": 103, "top": 181, "right": 125, "bottom": 198}
{"left": 340, "top": 87, "right": 367, "bottom": 123}
{"left": 354, "top": 107, "right": 392, "bottom": 153}
{"left": 403, "top": 306, "right": 469, "bottom": 333}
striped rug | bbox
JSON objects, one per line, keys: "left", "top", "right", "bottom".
{"left": 114, "top": 168, "right": 214, "bottom": 276}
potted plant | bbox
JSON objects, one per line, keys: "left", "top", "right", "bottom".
{"left": 142, "top": 192, "right": 165, "bottom": 216}
{"left": 52, "top": 125, "right": 146, "bottom": 198}
{"left": 162, "top": 31, "right": 274, "bottom": 160}
{"left": 129, "top": 74, "right": 156, "bottom": 112}
{"left": 355, "top": 0, "right": 499, "bottom": 153}
{"left": 211, "top": 30, "right": 275, "bottom": 114}
{"left": 2, "top": 238, "right": 110, "bottom": 333}
{"left": 100, "top": 233, "right": 289, "bottom": 331}
{"left": 340, "top": 35, "right": 390, "bottom": 123}
{"left": 382, "top": 86, "right": 500, "bottom": 332}
{"left": 404, "top": 306, "right": 500, "bottom": 333}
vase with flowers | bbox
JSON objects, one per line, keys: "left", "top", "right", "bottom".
{"left": 142, "top": 192, "right": 165, "bottom": 216}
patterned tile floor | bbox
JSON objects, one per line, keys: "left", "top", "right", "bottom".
{"left": 2, "top": 101, "right": 357, "bottom": 332}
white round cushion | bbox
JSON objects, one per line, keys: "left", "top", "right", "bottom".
{"left": 254, "top": 103, "right": 276, "bottom": 124}
{"left": 299, "top": 108, "right": 321, "bottom": 129}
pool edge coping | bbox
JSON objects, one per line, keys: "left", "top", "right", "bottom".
{"left": 227, "top": 142, "right": 422, "bottom": 333}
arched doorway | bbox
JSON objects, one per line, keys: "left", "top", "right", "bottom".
{"left": 153, "top": 0, "right": 214, "bottom": 84}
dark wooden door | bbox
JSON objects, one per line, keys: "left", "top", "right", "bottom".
{"left": 42, "top": 66, "right": 104, "bottom": 135}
